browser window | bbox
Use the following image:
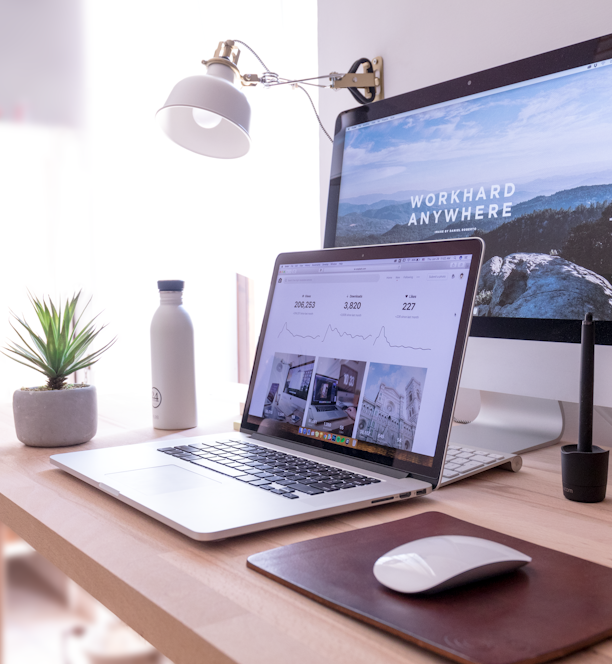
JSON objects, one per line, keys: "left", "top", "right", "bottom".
{"left": 247, "top": 253, "right": 472, "bottom": 465}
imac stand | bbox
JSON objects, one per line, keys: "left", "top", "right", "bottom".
{"left": 450, "top": 391, "right": 564, "bottom": 454}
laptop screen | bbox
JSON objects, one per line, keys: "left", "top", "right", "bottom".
{"left": 242, "top": 238, "right": 483, "bottom": 482}
{"left": 311, "top": 374, "right": 338, "bottom": 406}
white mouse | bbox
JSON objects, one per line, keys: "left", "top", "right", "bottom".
{"left": 373, "top": 535, "right": 531, "bottom": 594}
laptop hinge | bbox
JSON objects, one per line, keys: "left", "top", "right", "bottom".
{"left": 249, "top": 431, "right": 410, "bottom": 479}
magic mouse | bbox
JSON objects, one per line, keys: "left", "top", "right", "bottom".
{"left": 373, "top": 535, "right": 531, "bottom": 594}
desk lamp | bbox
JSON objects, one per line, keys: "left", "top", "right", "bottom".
{"left": 157, "top": 39, "right": 384, "bottom": 158}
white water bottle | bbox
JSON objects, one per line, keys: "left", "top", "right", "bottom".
{"left": 150, "top": 280, "right": 197, "bottom": 429}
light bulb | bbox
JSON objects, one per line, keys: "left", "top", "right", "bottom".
{"left": 192, "top": 107, "right": 222, "bottom": 129}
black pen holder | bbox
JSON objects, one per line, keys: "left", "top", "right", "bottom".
{"left": 561, "top": 444, "right": 609, "bottom": 503}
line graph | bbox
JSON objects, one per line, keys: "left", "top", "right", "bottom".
{"left": 277, "top": 322, "right": 430, "bottom": 351}
{"left": 373, "top": 326, "right": 431, "bottom": 350}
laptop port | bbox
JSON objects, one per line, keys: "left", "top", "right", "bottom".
{"left": 416, "top": 489, "right": 428, "bottom": 495}
{"left": 371, "top": 496, "right": 394, "bottom": 504}
{"left": 399, "top": 492, "right": 412, "bottom": 499}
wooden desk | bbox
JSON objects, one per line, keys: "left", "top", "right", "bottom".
{"left": 0, "top": 395, "right": 611, "bottom": 664}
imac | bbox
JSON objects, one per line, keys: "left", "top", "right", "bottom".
{"left": 284, "top": 362, "right": 313, "bottom": 401}
{"left": 323, "top": 32, "right": 612, "bottom": 454}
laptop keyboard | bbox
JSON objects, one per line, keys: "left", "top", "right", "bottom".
{"left": 158, "top": 439, "right": 519, "bottom": 496}
{"left": 157, "top": 439, "right": 381, "bottom": 499}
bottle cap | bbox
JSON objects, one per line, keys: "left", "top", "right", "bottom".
{"left": 157, "top": 280, "right": 184, "bottom": 291}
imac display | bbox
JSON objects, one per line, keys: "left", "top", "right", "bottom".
{"left": 323, "top": 33, "right": 612, "bottom": 453}
{"left": 284, "top": 362, "right": 313, "bottom": 401}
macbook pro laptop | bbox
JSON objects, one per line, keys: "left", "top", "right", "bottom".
{"left": 51, "top": 237, "right": 485, "bottom": 541}
{"left": 307, "top": 372, "right": 347, "bottom": 423}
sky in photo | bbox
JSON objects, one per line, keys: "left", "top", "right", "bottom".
{"left": 339, "top": 65, "right": 612, "bottom": 201}
{"left": 363, "top": 363, "right": 427, "bottom": 406}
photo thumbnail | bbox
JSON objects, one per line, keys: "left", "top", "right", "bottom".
{"left": 262, "top": 353, "right": 315, "bottom": 425}
{"left": 305, "top": 357, "right": 367, "bottom": 438}
{"left": 357, "top": 362, "right": 427, "bottom": 451}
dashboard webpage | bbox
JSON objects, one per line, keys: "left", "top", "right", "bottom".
{"left": 247, "top": 254, "right": 472, "bottom": 465}
{"left": 334, "top": 59, "right": 612, "bottom": 322}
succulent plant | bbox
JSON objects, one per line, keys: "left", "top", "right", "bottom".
{"left": 2, "top": 292, "right": 115, "bottom": 390}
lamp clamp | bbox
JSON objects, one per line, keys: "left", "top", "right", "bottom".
{"left": 330, "top": 57, "right": 384, "bottom": 103}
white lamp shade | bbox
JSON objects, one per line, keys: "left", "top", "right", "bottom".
{"left": 157, "top": 71, "right": 251, "bottom": 158}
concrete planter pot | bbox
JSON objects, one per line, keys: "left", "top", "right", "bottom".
{"left": 13, "top": 385, "right": 97, "bottom": 447}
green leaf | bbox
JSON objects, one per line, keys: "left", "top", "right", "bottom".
{"left": 7, "top": 322, "right": 52, "bottom": 371}
{"left": 3, "top": 292, "right": 116, "bottom": 387}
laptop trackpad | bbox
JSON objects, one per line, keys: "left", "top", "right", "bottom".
{"left": 104, "top": 464, "right": 221, "bottom": 496}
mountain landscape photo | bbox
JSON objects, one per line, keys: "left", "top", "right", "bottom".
{"left": 333, "top": 60, "right": 612, "bottom": 320}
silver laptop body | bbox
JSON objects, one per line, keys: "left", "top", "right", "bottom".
{"left": 51, "top": 238, "right": 484, "bottom": 541}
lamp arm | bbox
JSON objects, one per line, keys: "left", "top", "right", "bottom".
{"left": 240, "top": 58, "right": 384, "bottom": 104}
{"left": 206, "top": 41, "right": 384, "bottom": 103}
{"left": 241, "top": 73, "right": 331, "bottom": 87}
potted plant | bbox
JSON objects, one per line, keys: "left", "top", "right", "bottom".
{"left": 2, "top": 292, "right": 115, "bottom": 447}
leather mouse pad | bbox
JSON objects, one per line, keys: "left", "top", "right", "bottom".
{"left": 247, "top": 511, "right": 612, "bottom": 664}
